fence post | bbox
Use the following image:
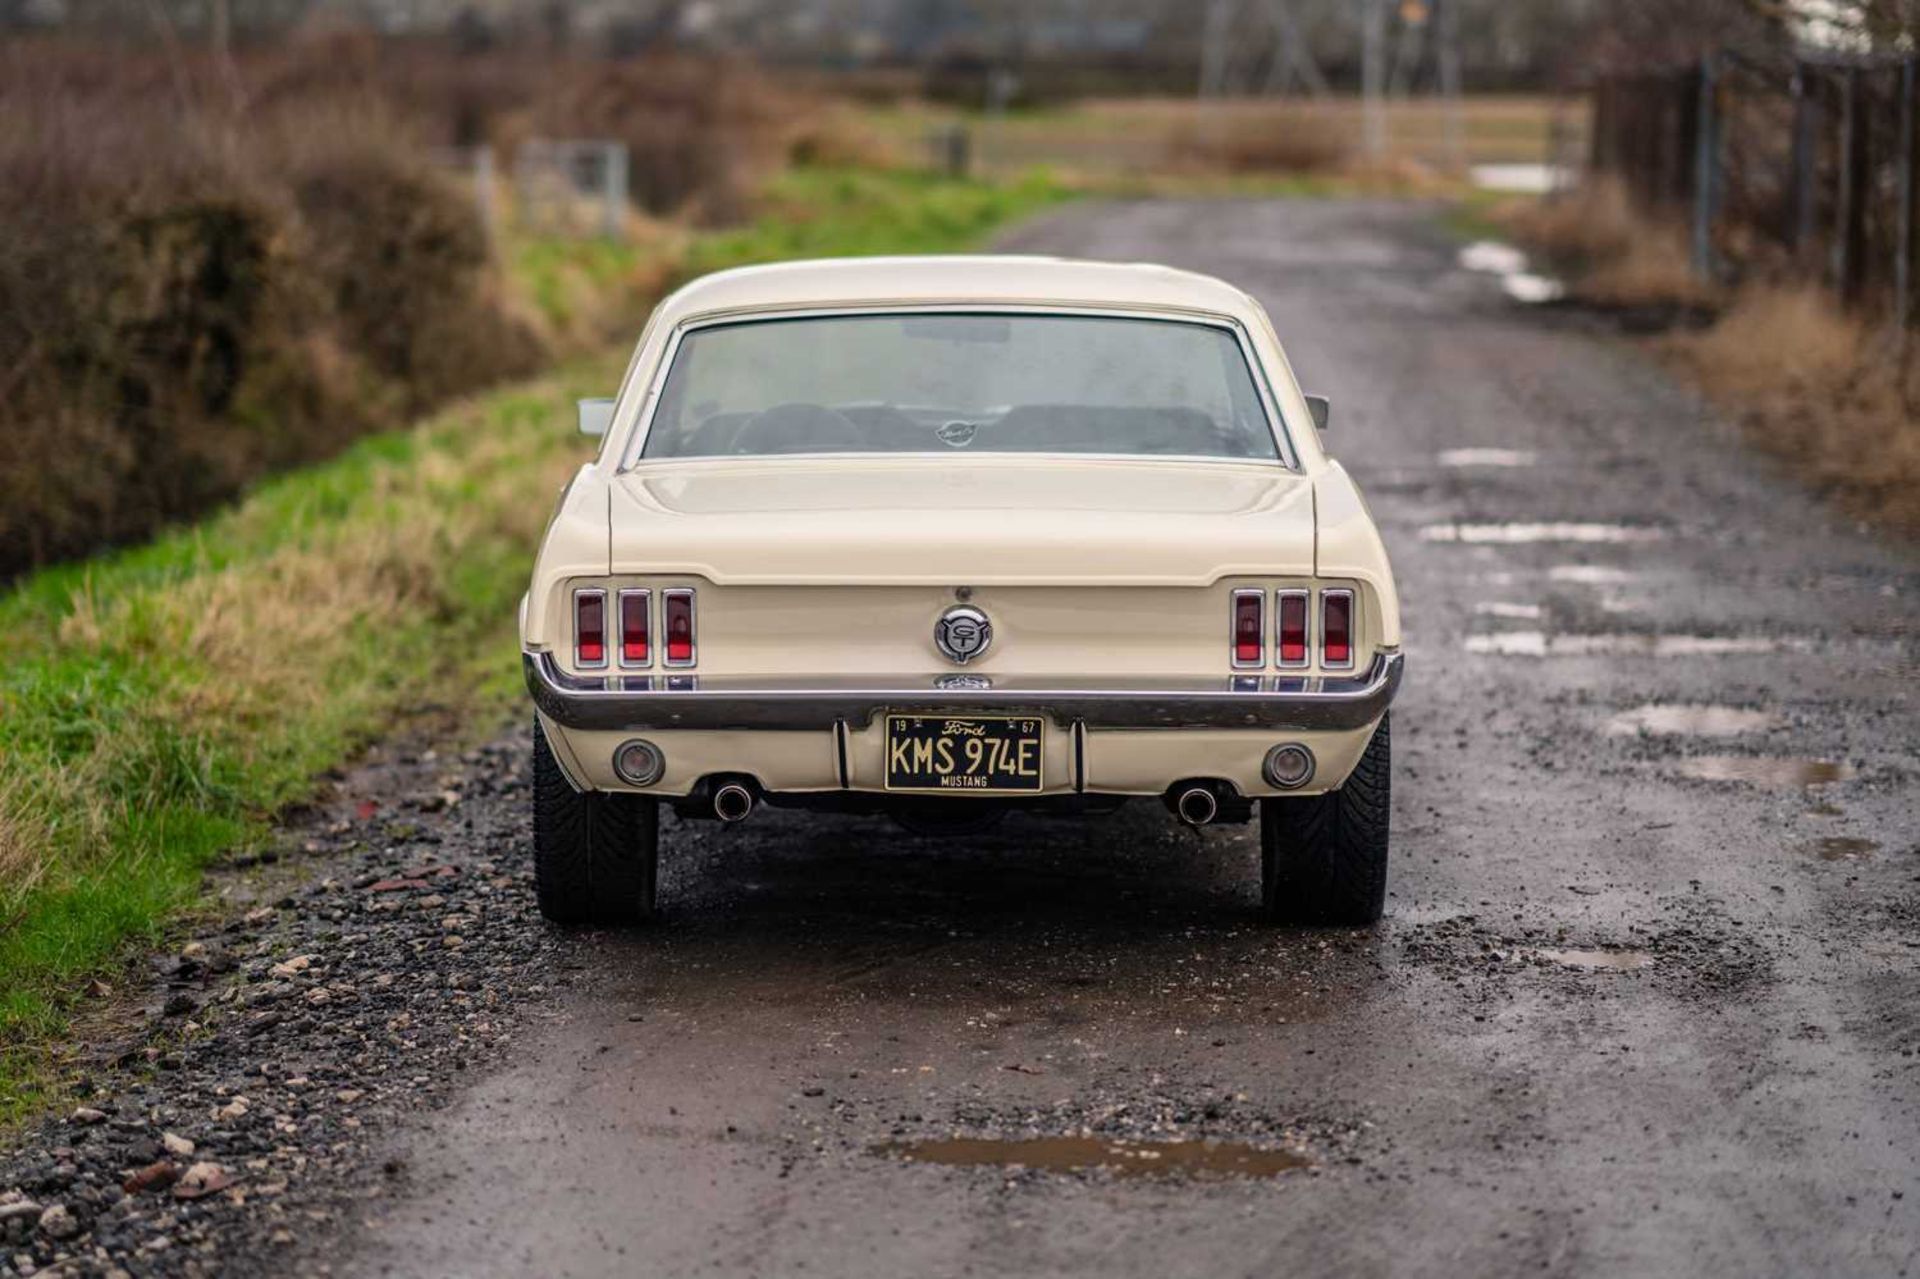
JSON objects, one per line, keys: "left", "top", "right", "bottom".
{"left": 473, "top": 144, "right": 496, "bottom": 245}
{"left": 1691, "top": 53, "right": 1719, "bottom": 282}
{"left": 1897, "top": 57, "right": 1915, "bottom": 335}
{"left": 1589, "top": 79, "right": 1607, "bottom": 172}
{"left": 1788, "top": 65, "right": 1817, "bottom": 255}
{"left": 602, "top": 142, "right": 628, "bottom": 242}
{"left": 1833, "top": 67, "right": 1859, "bottom": 299}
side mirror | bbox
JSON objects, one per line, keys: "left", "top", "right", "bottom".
{"left": 1305, "top": 394, "right": 1331, "bottom": 431}
{"left": 578, "top": 397, "right": 615, "bottom": 437}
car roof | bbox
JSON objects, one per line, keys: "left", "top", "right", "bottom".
{"left": 650, "top": 255, "right": 1261, "bottom": 326}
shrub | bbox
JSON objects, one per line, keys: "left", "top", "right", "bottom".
{"left": 1168, "top": 106, "right": 1350, "bottom": 174}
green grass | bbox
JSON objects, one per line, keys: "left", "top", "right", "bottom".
{"left": 507, "top": 235, "right": 667, "bottom": 335}
{"left": 0, "top": 165, "right": 1076, "bottom": 1122}
{"left": 687, "top": 165, "right": 1075, "bottom": 269}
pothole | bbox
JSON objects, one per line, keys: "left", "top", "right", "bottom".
{"left": 1676, "top": 756, "right": 1854, "bottom": 787}
{"left": 1604, "top": 704, "right": 1778, "bottom": 737}
{"left": 1402, "top": 896, "right": 1771, "bottom": 997}
{"left": 874, "top": 1135, "right": 1311, "bottom": 1180}
{"left": 1806, "top": 836, "right": 1878, "bottom": 861}
{"left": 1532, "top": 948, "right": 1654, "bottom": 972}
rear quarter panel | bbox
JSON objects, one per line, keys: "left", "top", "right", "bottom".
{"left": 1313, "top": 463, "right": 1401, "bottom": 648}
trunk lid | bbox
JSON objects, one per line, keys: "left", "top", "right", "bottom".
{"left": 608, "top": 457, "right": 1314, "bottom": 585}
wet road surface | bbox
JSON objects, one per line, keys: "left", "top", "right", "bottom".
{"left": 354, "top": 200, "right": 1920, "bottom": 1278}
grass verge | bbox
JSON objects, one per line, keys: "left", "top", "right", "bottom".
{"left": 0, "top": 164, "right": 1075, "bottom": 1121}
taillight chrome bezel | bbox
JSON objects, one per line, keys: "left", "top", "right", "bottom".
{"left": 573, "top": 587, "right": 609, "bottom": 670}
{"left": 662, "top": 587, "right": 697, "bottom": 668}
{"left": 616, "top": 588, "right": 652, "bottom": 668}
{"left": 1275, "top": 588, "right": 1311, "bottom": 669}
{"left": 1320, "top": 587, "right": 1355, "bottom": 670}
{"left": 1230, "top": 588, "right": 1266, "bottom": 669}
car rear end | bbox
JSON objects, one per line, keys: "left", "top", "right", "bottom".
{"left": 520, "top": 259, "right": 1401, "bottom": 925}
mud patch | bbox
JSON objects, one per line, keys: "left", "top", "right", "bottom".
{"left": 877, "top": 1135, "right": 1310, "bottom": 1180}
{"left": 1805, "top": 836, "right": 1878, "bottom": 862}
{"left": 1605, "top": 705, "right": 1777, "bottom": 737}
{"left": 1677, "top": 756, "right": 1854, "bottom": 787}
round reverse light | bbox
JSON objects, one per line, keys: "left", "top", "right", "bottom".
{"left": 613, "top": 739, "right": 665, "bottom": 787}
{"left": 1264, "top": 743, "right": 1315, "bottom": 790}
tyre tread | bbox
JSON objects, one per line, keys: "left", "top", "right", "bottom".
{"left": 1261, "top": 714, "right": 1391, "bottom": 925}
{"left": 532, "top": 720, "right": 658, "bottom": 926}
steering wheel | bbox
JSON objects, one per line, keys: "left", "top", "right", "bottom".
{"left": 730, "top": 402, "right": 863, "bottom": 454}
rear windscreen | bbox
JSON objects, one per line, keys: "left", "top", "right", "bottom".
{"left": 639, "top": 312, "right": 1281, "bottom": 461}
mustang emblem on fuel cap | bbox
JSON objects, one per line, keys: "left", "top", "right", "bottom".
{"left": 934, "top": 605, "right": 992, "bottom": 664}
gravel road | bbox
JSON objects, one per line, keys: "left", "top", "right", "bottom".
{"left": 3, "top": 198, "right": 1917, "bottom": 1279}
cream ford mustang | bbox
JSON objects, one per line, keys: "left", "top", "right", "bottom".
{"left": 521, "top": 256, "right": 1402, "bottom": 926}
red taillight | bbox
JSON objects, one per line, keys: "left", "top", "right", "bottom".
{"left": 1277, "top": 590, "right": 1309, "bottom": 667}
{"left": 1231, "top": 589, "right": 1264, "bottom": 668}
{"left": 618, "top": 589, "right": 650, "bottom": 666}
{"left": 575, "top": 589, "right": 607, "bottom": 668}
{"left": 663, "top": 589, "right": 695, "bottom": 666}
{"left": 1321, "top": 589, "right": 1353, "bottom": 668}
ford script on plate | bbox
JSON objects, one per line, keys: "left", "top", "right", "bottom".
{"left": 885, "top": 715, "right": 1043, "bottom": 792}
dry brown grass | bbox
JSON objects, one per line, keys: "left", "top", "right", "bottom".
{"left": 1165, "top": 104, "right": 1349, "bottom": 174}
{"left": 1495, "top": 176, "right": 1712, "bottom": 309}
{"left": 1667, "top": 286, "right": 1920, "bottom": 536}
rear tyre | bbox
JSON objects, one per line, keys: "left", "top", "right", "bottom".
{"left": 532, "top": 719, "right": 659, "bottom": 926}
{"left": 1260, "top": 714, "right": 1391, "bottom": 926}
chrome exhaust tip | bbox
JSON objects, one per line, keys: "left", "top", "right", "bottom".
{"left": 713, "top": 783, "right": 756, "bottom": 824}
{"left": 1174, "top": 785, "right": 1219, "bottom": 827}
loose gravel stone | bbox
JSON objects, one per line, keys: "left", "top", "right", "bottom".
{"left": 34, "top": 1205, "right": 77, "bottom": 1241}
{"left": 0, "top": 730, "right": 566, "bottom": 1277}
{"left": 171, "top": 1164, "right": 233, "bottom": 1202}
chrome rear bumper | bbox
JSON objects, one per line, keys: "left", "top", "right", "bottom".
{"left": 524, "top": 650, "right": 1403, "bottom": 734}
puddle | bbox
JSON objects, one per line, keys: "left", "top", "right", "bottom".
{"left": 1474, "top": 601, "right": 1543, "bottom": 620}
{"left": 1676, "top": 756, "right": 1855, "bottom": 787}
{"left": 1439, "top": 447, "right": 1538, "bottom": 468}
{"left": 1466, "top": 632, "right": 1799, "bottom": 657}
{"left": 1503, "top": 272, "right": 1567, "bottom": 304}
{"left": 875, "top": 1135, "right": 1311, "bottom": 1180}
{"left": 1535, "top": 948, "right": 1654, "bottom": 972}
{"left": 1458, "top": 240, "right": 1529, "bottom": 274}
{"left": 1421, "top": 523, "right": 1666, "bottom": 544}
{"left": 1456, "top": 239, "right": 1566, "bottom": 303}
{"left": 1807, "top": 836, "right": 1878, "bottom": 861}
{"left": 1605, "top": 704, "right": 1778, "bottom": 737}
{"left": 1549, "top": 565, "right": 1636, "bottom": 584}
